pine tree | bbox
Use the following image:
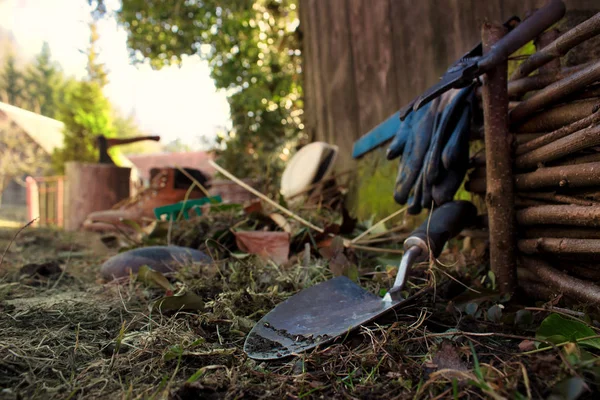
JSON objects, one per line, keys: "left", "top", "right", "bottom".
{"left": 87, "top": 22, "right": 108, "bottom": 87}
{"left": 23, "top": 42, "right": 64, "bottom": 118}
{"left": 0, "top": 52, "right": 25, "bottom": 107}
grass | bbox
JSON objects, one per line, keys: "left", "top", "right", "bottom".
{"left": 0, "top": 205, "right": 600, "bottom": 399}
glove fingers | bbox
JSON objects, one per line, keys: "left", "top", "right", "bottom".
{"left": 407, "top": 170, "right": 424, "bottom": 215}
{"left": 442, "top": 92, "right": 474, "bottom": 170}
{"left": 394, "top": 100, "right": 438, "bottom": 204}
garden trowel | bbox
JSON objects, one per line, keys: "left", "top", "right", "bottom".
{"left": 244, "top": 200, "right": 478, "bottom": 360}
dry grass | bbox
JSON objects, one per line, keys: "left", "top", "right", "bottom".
{"left": 0, "top": 207, "right": 599, "bottom": 399}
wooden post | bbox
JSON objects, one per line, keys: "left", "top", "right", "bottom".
{"left": 481, "top": 23, "right": 517, "bottom": 295}
{"left": 64, "top": 162, "right": 131, "bottom": 231}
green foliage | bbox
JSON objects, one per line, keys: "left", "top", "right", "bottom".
{"left": 87, "top": 22, "right": 109, "bottom": 87}
{"left": 0, "top": 52, "right": 25, "bottom": 107}
{"left": 90, "top": 0, "right": 304, "bottom": 178}
{"left": 22, "top": 42, "right": 64, "bottom": 119}
{"left": 536, "top": 313, "right": 600, "bottom": 350}
{"left": 51, "top": 78, "right": 115, "bottom": 173}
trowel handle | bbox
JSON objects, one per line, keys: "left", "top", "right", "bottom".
{"left": 407, "top": 200, "right": 478, "bottom": 258}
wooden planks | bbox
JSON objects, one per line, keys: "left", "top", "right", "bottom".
{"left": 299, "top": 0, "right": 600, "bottom": 170}
{"left": 347, "top": 0, "right": 398, "bottom": 136}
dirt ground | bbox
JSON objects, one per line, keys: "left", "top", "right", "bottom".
{"left": 1, "top": 208, "right": 599, "bottom": 400}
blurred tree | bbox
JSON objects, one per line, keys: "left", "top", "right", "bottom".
{"left": 111, "top": 108, "right": 162, "bottom": 154}
{"left": 163, "top": 138, "right": 192, "bottom": 153}
{"left": 87, "top": 21, "right": 109, "bottom": 87}
{"left": 51, "top": 78, "right": 115, "bottom": 173}
{"left": 88, "top": 0, "right": 304, "bottom": 179}
{"left": 0, "top": 120, "right": 49, "bottom": 204}
{"left": 51, "top": 20, "right": 116, "bottom": 173}
{"left": 22, "top": 42, "right": 65, "bottom": 118}
{"left": 0, "top": 52, "right": 25, "bottom": 107}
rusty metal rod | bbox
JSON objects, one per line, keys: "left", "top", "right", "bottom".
{"left": 516, "top": 123, "right": 600, "bottom": 169}
{"left": 519, "top": 255, "right": 600, "bottom": 304}
{"left": 518, "top": 237, "right": 600, "bottom": 255}
{"left": 481, "top": 23, "right": 516, "bottom": 295}
{"left": 516, "top": 106, "right": 600, "bottom": 155}
{"left": 510, "top": 61, "right": 600, "bottom": 125}
{"left": 511, "top": 12, "right": 600, "bottom": 80}
{"left": 517, "top": 205, "right": 600, "bottom": 227}
{"left": 514, "top": 98, "right": 600, "bottom": 133}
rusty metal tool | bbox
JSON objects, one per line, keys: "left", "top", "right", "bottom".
{"left": 399, "top": 0, "right": 566, "bottom": 121}
{"left": 243, "top": 200, "right": 477, "bottom": 360}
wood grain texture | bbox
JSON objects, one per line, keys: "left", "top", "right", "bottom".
{"left": 64, "top": 162, "right": 131, "bottom": 231}
{"left": 348, "top": 0, "right": 398, "bottom": 135}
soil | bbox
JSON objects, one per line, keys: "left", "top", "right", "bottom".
{"left": 0, "top": 215, "right": 599, "bottom": 399}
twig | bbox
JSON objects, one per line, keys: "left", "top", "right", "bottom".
{"left": 350, "top": 207, "right": 407, "bottom": 244}
{"left": 517, "top": 205, "right": 600, "bottom": 227}
{"left": 208, "top": 159, "right": 325, "bottom": 233}
{"left": 516, "top": 123, "right": 600, "bottom": 169}
{"left": 0, "top": 217, "right": 37, "bottom": 269}
{"left": 506, "top": 63, "right": 592, "bottom": 98}
{"left": 520, "top": 255, "right": 600, "bottom": 304}
{"left": 481, "top": 22, "right": 516, "bottom": 294}
{"left": 510, "top": 61, "right": 600, "bottom": 125}
{"left": 510, "top": 12, "right": 600, "bottom": 80}
{"left": 514, "top": 98, "right": 600, "bottom": 133}
{"left": 515, "top": 102, "right": 600, "bottom": 156}
{"left": 519, "top": 238, "right": 600, "bottom": 255}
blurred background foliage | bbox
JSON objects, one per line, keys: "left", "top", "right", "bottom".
{"left": 89, "top": 0, "right": 305, "bottom": 180}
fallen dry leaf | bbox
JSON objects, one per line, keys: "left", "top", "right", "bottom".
{"left": 234, "top": 231, "right": 290, "bottom": 265}
{"left": 243, "top": 200, "right": 264, "bottom": 215}
{"left": 431, "top": 340, "right": 468, "bottom": 372}
{"left": 319, "top": 236, "right": 357, "bottom": 279}
{"left": 519, "top": 339, "right": 537, "bottom": 352}
{"left": 153, "top": 291, "right": 205, "bottom": 313}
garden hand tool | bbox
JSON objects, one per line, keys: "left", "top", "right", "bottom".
{"left": 383, "top": 200, "right": 478, "bottom": 301}
{"left": 243, "top": 200, "right": 477, "bottom": 360}
{"left": 399, "top": 0, "right": 566, "bottom": 120}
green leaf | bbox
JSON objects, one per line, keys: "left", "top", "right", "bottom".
{"left": 548, "top": 377, "right": 587, "bottom": 400}
{"left": 465, "top": 302, "right": 478, "bottom": 317}
{"left": 486, "top": 305, "right": 503, "bottom": 323}
{"left": 515, "top": 309, "right": 533, "bottom": 327}
{"left": 536, "top": 314, "right": 600, "bottom": 350}
{"left": 153, "top": 292, "right": 205, "bottom": 313}
{"left": 136, "top": 265, "right": 173, "bottom": 292}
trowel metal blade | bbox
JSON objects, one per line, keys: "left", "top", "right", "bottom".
{"left": 243, "top": 276, "right": 404, "bottom": 360}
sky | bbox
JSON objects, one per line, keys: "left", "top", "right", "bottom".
{"left": 0, "top": 0, "right": 232, "bottom": 150}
